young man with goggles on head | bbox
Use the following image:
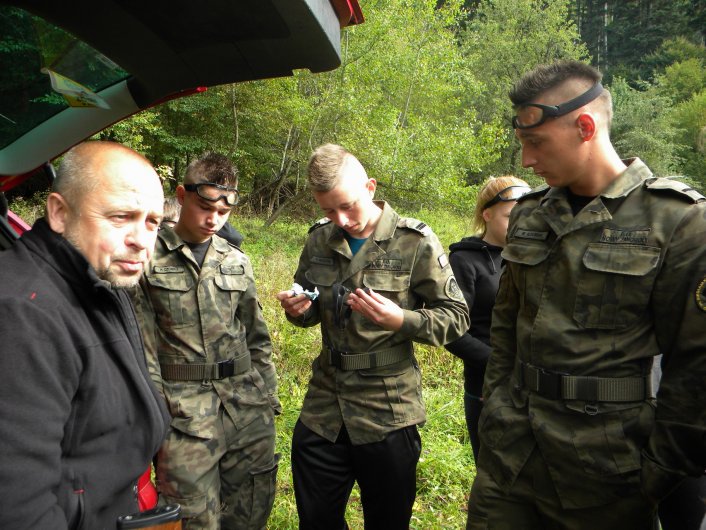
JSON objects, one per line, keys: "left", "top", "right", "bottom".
{"left": 133, "top": 152, "right": 281, "bottom": 529}
{"left": 466, "top": 60, "right": 706, "bottom": 530}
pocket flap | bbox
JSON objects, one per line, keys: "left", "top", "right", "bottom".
{"left": 502, "top": 242, "right": 551, "bottom": 266}
{"left": 582, "top": 243, "right": 660, "bottom": 276}
{"left": 362, "top": 271, "right": 410, "bottom": 292}
{"left": 214, "top": 274, "right": 247, "bottom": 291}
{"left": 305, "top": 266, "right": 338, "bottom": 287}
{"left": 146, "top": 270, "right": 193, "bottom": 292}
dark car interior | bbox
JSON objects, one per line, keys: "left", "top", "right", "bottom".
{"left": 0, "top": 0, "right": 363, "bottom": 249}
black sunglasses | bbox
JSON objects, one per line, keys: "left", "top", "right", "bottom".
{"left": 184, "top": 182, "right": 239, "bottom": 206}
{"left": 512, "top": 82, "right": 603, "bottom": 130}
{"left": 482, "top": 185, "right": 532, "bottom": 210}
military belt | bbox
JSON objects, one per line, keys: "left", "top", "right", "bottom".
{"left": 518, "top": 360, "right": 651, "bottom": 402}
{"left": 161, "top": 354, "right": 251, "bottom": 381}
{"left": 326, "top": 342, "right": 413, "bottom": 370}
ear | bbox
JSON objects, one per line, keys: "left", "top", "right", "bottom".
{"left": 482, "top": 208, "right": 493, "bottom": 223}
{"left": 176, "top": 185, "right": 186, "bottom": 205}
{"left": 45, "top": 192, "right": 70, "bottom": 235}
{"left": 366, "top": 178, "right": 377, "bottom": 197}
{"left": 576, "top": 113, "right": 596, "bottom": 141}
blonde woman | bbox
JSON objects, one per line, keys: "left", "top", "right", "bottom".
{"left": 444, "top": 176, "right": 530, "bottom": 460}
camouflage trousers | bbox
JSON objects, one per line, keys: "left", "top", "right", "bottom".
{"left": 156, "top": 404, "right": 279, "bottom": 530}
{"left": 466, "top": 446, "right": 658, "bottom": 530}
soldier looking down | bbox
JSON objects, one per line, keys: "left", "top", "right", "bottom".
{"left": 134, "top": 152, "right": 281, "bottom": 529}
{"left": 276, "top": 143, "right": 469, "bottom": 529}
{"left": 466, "top": 60, "right": 706, "bottom": 529}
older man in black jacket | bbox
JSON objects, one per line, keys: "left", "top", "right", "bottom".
{"left": 0, "top": 141, "right": 170, "bottom": 529}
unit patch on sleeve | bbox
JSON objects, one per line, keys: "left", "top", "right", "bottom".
{"left": 445, "top": 276, "right": 464, "bottom": 302}
{"left": 697, "top": 276, "right": 706, "bottom": 312}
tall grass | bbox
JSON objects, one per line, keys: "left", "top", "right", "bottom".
{"left": 235, "top": 208, "right": 475, "bottom": 529}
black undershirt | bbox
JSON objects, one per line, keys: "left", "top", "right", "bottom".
{"left": 186, "top": 240, "right": 211, "bottom": 268}
{"left": 566, "top": 188, "right": 596, "bottom": 216}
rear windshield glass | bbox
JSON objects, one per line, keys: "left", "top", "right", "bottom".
{"left": 0, "top": 6, "right": 129, "bottom": 149}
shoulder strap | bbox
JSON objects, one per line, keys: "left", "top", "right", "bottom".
{"left": 645, "top": 177, "right": 705, "bottom": 203}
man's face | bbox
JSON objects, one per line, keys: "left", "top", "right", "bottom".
{"left": 514, "top": 83, "right": 588, "bottom": 188}
{"left": 313, "top": 162, "right": 377, "bottom": 238}
{"left": 63, "top": 155, "right": 164, "bottom": 288}
{"left": 175, "top": 185, "right": 232, "bottom": 244}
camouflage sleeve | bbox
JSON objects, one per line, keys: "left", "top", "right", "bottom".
{"left": 131, "top": 280, "right": 165, "bottom": 401}
{"left": 396, "top": 232, "right": 470, "bottom": 346}
{"left": 238, "top": 256, "right": 281, "bottom": 413}
{"left": 482, "top": 264, "right": 519, "bottom": 398}
{"left": 642, "top": 202, "right": 706, "bottom": 501}
{"left": 286, "top": 236, "right": 322, "bottom": 329}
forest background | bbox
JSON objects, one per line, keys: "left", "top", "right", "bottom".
{"left": 9, "top": 0, "right": 706, "bottom": 528}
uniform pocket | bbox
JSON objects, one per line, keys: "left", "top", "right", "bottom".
{"left": 358, "top": 360, "right": 422, "bottom": 424}
{"left": 213, "top": 271, "right": 247, "bottom": 325}
{"left": 145, "top": 271, "right": 194, "bottom": 328}
{"left": 477, "top": 385, "right": 524, "bottom": 449}
{"left": 567, "top": 400, "right": 654, "bottom": 476}
{"left": 574, "top": 243, "right": 660, "bottom": 329}
{"left": 246, "top": 453, "right": 280, "bottom": 528}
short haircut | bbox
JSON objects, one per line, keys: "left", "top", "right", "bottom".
{"left": 163, "top": 196, "right": 181, "bottom": 223}
{"left": 307, "top": 143, "right": 358, "bottom": 192}
{"left": 509, "top": 60, "right": 613, "bottom": 126}
{"left": 184, "top": 152, "right": 238, "bottom": 188}
{"left": 54, "top": 141, "right": 147, "bottom": 209}
{"left": 472, "top": 175, "right": 529, "bottom": 236}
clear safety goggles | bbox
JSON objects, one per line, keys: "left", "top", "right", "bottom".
{"left": 184, "top": 182, "right": 239, "bottom": 206}
{"left": 482, "top": 185, "right": 532, "bottom": 210}
{"left": 511, "top": 82, "right": 603, "bottom": 130}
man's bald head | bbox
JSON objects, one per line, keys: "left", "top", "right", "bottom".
{"left": 53, "top": 141, "right": 155, "bottom": 211}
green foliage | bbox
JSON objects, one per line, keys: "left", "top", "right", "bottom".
{"left": 670, "top": 89, "right": 706, "bottom": 187}
{"left": 609, "top": 77, "right": 684, "bottom": 177}
{"left": 460, "top": 0, "right": 588, "bottom": 175}
{"left": 655, "top": 58, "right": 706, "bottom": 104}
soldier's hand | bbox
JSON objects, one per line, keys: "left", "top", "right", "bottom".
{"left": 276, "top": 290, "right": 312, "bottom": 317}
{"left": 348, "top": 288, "right": 404, "bottom": 331}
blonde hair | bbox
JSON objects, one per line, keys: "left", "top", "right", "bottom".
{"left": 472, "top": 175, "right": 529, "bottom": 236}
{"left": 308, "top": 143, "right": 367, "bottom": 192}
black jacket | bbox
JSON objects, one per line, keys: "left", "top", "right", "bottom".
{"left": 444, "top": 236, "right": 503, "bottom": 394}
{"left": 0, "top": 219, "right": 169, "bottom": 530}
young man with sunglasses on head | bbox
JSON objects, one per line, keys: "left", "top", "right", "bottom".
{"left": 133, "top": 152, "right": 281, "bottom": 529}
{"left": 276, "top": 143, "right": 469, "bottom": 530}
{"left": 466, "top": 60, "right": 706, "bottom": 529}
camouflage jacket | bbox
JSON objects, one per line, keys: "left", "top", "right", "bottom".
{"left": 134, "top": 228, "right": 280, "bottom": 440}
{"left": 288, "top": 201, "right": 469, "bottom": 444}
{"left": 481, "top": 158, "right": 706, "bottom": 508}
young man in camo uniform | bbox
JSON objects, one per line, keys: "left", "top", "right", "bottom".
{"left": 276, "top": 143, "right": 469, "bottom": 529}
{"left": 134, "top": 152, "right": 280, "bottom": 529}
{"left": 466, "top": 60, "right": 706, "bottom": 529}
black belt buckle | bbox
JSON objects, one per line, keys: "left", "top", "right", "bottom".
{"left": 535, "top": 366, "right": 562, "bottom": 399}
{"left": 329, "top": 347, "right": 343, "bottom": 368}
{"left": 217, "top": 359, "right": 235, "bottom": 378}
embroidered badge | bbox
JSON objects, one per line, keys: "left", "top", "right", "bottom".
{"left": 220, "top": 264, "right": 244, "bottom": 275}
{"left": 154, "top": 266, "right": 184, "bottom": 273}
{"left": 438, "top": 253, "right": 449, "bottom": 269}
{"left": 369, "top": 259, "right": 402, "bottom": 271}
{"left": 445, "top": 276, "right": 463, "bottom": 301}
{"left": 600, "top": 228, "right": 650, "bottom": 245}
{"left": 696, "top": 277, "right": 706, "bottom": 312}
{"left": 515, "top": 228, "right": 548, "bottom": 241}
